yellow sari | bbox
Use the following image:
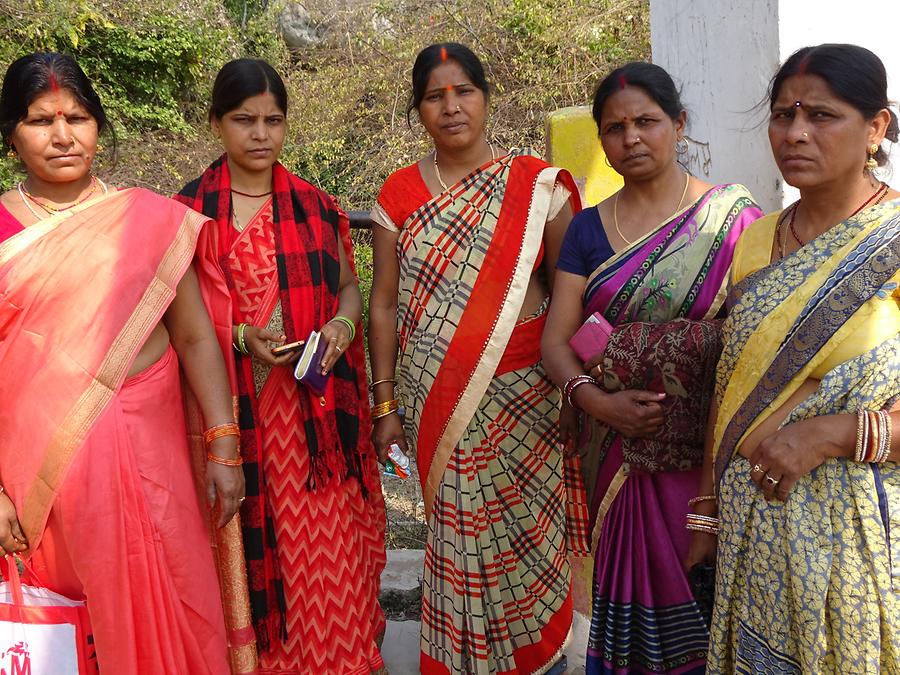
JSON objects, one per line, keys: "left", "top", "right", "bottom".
{"left": 708, "top": 200, "right": 900, "bottom": 673}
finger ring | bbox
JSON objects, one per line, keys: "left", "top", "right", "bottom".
{"left": 764, "top": 474, "right": 780, "bottom": 486}
{"left": 239, "top": 497, "right": 246, "bottom": 503}
{"left": 335, "top": 345, "right": 343, "bottom": 352}
{"left": 752, "top": 463, "right": 764, "bottom": 474}
{"left": 592, "top": 365, "right": 603, "bottom": 379}
{"left": 330, "top": 337, "right": 337, "bottom": 342}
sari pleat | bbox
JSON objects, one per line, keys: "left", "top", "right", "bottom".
{"left": 34, "top": 346, "right": 229, "bottom": 674}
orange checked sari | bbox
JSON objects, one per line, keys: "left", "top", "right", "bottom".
{"left": 373, "top": 149, "right": 590, "bottom": 674}
{"left": 0, "top": 189, "right": 255, "bottom": 674}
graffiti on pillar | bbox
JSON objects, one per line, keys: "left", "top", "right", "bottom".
{"left": 678, "top": 135, "right": 712, "bottom": 177}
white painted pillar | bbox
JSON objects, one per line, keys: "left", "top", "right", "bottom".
{"left": 650, "top": 0, "right": 900, "bottom": 211}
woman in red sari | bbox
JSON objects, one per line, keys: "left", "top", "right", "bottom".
{"left": 368, "top": 42, "right": 589, "bottom": 674}
{"left": 175, "top": 59, "right": 386, "bottom": 675}
{"left": 0, "top": 53, "right": 251, "bottom": 673}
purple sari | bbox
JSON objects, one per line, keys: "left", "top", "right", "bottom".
{"left": 582, "top": 184, "right": 762, "bottom": 674}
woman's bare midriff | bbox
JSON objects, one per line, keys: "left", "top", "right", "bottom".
{"left": 736, "top": 377, "right": 820, "bottom": 458}
{"left": 128, "top": 322, "right": 171, "bottom": 377}
{"left": 519, "top": 271, "right": 548, "bottom": 320}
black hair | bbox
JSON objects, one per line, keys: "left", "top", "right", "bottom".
{"left": 209, "top": 59, "right": 288, "bottom": 121}
{"left": 769, "top": 44, "right": 899, "bottom": 166}
{"left": 0, "top": 52, "right": 114, "bottom": 153}
{"left": 592, "top": 62, "right": 684, "bottom": 132}
{"left": 406, "top": 42, "right": 490, "bottom": 127}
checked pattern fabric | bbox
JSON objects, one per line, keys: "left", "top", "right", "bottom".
{"left": 421, "top": 363, "right": 573, "bottom": 674}
{"left": 383, "top": 150, "right": 587, "bottom": 674}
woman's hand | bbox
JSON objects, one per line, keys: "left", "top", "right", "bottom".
{"left": 748, "top": 415, "right": 850, "bottom": 501}
{"left": 241, "top": 325, "right": 297, "bottom": 368}
{"left": 206, "top": 438, "right": 246, "bottom": 527}
{"left": 575, "top": 386, "right": 666, "bottom": 438}
{"left": 558, "top": 400, "right": 580, "bottom": 456}
{"left": 684, "top": 530, "right": 718, "bottom": 571}
{"left": 372, "top": 413, "right": 409, "bottom": 465}
{"left": 318, "top": 319, "right": 352, "bottom": 375}
{"left": 0, "top": 492, "right": 27, "bottom": 554}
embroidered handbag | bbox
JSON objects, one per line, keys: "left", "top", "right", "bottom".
{"left": 599, "top": 318, "right": 723, "bottom": 473}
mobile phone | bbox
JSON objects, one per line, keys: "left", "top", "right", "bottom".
{"left": 271, "top": 339, "right": 305, "bottom": 356}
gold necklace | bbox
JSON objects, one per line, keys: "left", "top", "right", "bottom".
{"left": 613, "top": 172, "right": 690, "bottom": 245}
{"left": 434, "top": 144, "right": 497, "bottom": 193}
{"left": 776, "top": 181, "right": 889, "bottom": 258}
{"left": 17, "top": 176, "right": 107, "bottom": 219}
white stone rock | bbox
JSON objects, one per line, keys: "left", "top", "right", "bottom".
{"left": 381, "top": 548, "right": 424, "bottom": 593}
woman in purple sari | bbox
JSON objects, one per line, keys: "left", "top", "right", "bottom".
{"left": 542, "top": 63, "right": 762, "bottom": 673}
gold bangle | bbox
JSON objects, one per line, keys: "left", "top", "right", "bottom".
{"left": 369, "top": 378, "right": 398, "bottom": 391}
{"left": 688, "top": 495, "right": 717, "bottom": 506}
{"left": 207, "top": 453, "right": 243, "bottom": 467}
{"left": 371, "top": 398, "right": 399, "bottom": 416}
{"left": 372, "top": 409, "right": 399, "bottom": 420}
{"left": 204, "top": 422, "right": 240, "bottom": 446}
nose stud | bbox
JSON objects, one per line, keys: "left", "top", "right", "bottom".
{"left": 455, "top": 105, "right": 461, "bottom": 112}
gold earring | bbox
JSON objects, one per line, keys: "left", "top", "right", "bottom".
{"left": 866, "top": 143, "right": 879, "bottom": 171}
{"left": 96, "top": 143, "right": 104, "bottom": 153}
{"left": 6, "top": 148, "right": 16, "bottom": 158}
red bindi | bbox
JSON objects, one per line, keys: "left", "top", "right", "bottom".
{"left": 56, "top": 110, "right": 63, "bottom": 116}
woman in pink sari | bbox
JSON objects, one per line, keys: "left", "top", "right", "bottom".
{"left": 0, "top": 53, "right": 254, "bottom": 673}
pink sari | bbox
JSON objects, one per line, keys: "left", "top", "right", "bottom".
{"left": 0, "top": 189, "right": 256, "bottom": 673}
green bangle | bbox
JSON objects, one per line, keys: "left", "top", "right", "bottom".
{"left": 331, "top": 315, "right": 356, "bottom": 342}
{"left": 236, "top": 323, "right": 250, "bottom": 355}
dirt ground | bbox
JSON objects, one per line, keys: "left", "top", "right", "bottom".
{"left": 380, "top": 454, "right": 428, "bottom": 550}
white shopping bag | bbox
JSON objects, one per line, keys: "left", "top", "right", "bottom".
{"left": 0, "top": 556, "right": 92, "bottom": 675}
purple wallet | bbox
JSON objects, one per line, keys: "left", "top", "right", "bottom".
{"left": 293, "top": 330, "right": 332, "bottom": 396}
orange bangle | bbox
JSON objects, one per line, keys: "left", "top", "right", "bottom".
{"left": 207, "top": 453, "right": 243, "bottom": 467}
{"left": 204, "top": 423, "right": 240, "bottom": 446}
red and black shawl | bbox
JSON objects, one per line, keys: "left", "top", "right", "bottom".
{"left": 175, "top": 155, "right": 377, "bottom": 647}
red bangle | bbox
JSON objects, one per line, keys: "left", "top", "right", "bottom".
{"left": 207, "top": 453, "right": 243, "bottom": 467}
{"left": 204, "top": 423, "right": 240, "bottom": 446}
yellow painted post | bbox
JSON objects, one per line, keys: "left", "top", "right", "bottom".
{"left": 545, "top": 105, "right": 623, "bottom": 207}
{"left": 544, "top": 105, "right": 623, "bottom": 617}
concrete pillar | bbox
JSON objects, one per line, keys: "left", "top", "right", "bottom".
{"left": 650, "top": 0, "right": 900, "bottom": 210}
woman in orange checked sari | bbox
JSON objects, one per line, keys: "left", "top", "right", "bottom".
{"left": 176, "top": 59, "right": 386, "bottom": 675}
{"left": 369, "top": 43, "right": 589, "bottom": 675}
{"left": 0, "top": 53, "right": 254, "bottom": 673}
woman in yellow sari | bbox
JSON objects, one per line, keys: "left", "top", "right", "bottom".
{"left": 0, "top": 53, "right": 253, "bottom": 673}
{"left": 687, "top": 43, "right": 900, "bottom": 672}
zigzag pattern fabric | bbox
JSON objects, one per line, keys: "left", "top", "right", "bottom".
{"left": 222, "top": 200, "right": 385, "bottom": 673}
{"left": 257, "top": 364, "right": 386, "bottom": 673}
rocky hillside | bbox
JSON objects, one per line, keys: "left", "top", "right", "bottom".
{"left": 0, "top": 0, "right": 649, "bottom": 207}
